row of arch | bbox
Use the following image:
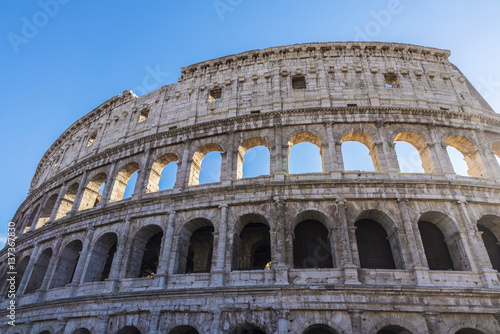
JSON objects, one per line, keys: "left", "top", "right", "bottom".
{"left": 19, "top": 130, "right": 500, "bottom": 234}
{"left": 11, "top": 210, "right": 500, "bottom": 296}
{"left": 31, "top": 323, "right": 491, "bottom": 334}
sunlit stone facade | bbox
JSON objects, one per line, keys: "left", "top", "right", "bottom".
{"left": 2, "top": 42, "right": 500, "bottom": 334}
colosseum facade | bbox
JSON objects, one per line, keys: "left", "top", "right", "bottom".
{"left": 2, "top": 42, "right": 500, "bottom": 334}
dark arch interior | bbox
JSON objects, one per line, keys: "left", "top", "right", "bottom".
{"left": 51, "top": 240, "right": 83, "bottom": 289}
{"left": 169, "top": 325, "right": 200, "bottom": 334}
{"left": 418, "top": 221, "right": 454, "bottom": 270}
{"left": 293, "top": 220, "right": 333, "bottom": 269}
{"left": 139, "top": 231, "right": 164, "bottom": 277}
{"left": 117, "top": 326, "right": 141, "bottom": 334}
{"left": 377, "top": 325, "right": 412, "bottom": 334}
{"left": 25, "top": 248, "right": 53, "bottom": 294}
{"left": 234, "top": 222, "right": 271, "bottom": 270}
{"left": 455, "top": 329, "right": 485, "bottom": 334}
{"left": 304, "top": 324, "right": 340, "bottom": 334}
{"left": 232, "top": 324, "right": 266, "bottom": 334}
{"left": 355, "top": 219, "right": 396, "bottom": 269}
{"left": 478, "top": 224, "right": 500, "bottom": 271}
{"left": 185, "top": 226, "right": 214, "bottom": 273}
{"left": 73, "top": 329, "right": 92, "bottom": 334}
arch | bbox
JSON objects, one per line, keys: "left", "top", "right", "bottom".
{"left": 355, "top": 219, "right": 396, "bottom": 269}
{"left": 25, "top": 248, "right": 53, "bottom": 294}
{"left": 117, "top": 327, "right": 141, "bottom": 334}
{"left": 83, "top": 232, "right": 118, "bottom": 282}
{"left": 35, "top": 194, "right": 58, "bottom": 229}
{"left": 237, "top": 137, "right": 271, "bottom": 179}
{"left": 288, "top": 132, "right": 324, "bottom": 173}
{"left": 232, "top": 214, "right": 271, "bottom": 270}
{"left": 231, "top": 324, "right": 267, "bottom": 334}
{"left": 293, "top": 218, "right": 334, "bottom": 269}
{"left": 176, "top": 218, "right": 214, "bottom": 274}
{"left": 303, "top": 324, "right": 340, "bottom": 334}
{"left": 14, "top": 255, "right": 30, "bottom": 293}
{"left": 72, "top": 329, "right": 92, "bottom": 334}
{"left": 146, "top": 153, "right": 179, "bottom": 193}
{"left": 454, "top": 329, "right": 486, "bottom": 334}
{"left": 341, "top": 130, "right": 382, "bottom": 172}
{"left": 50, "top": 239, "right": 83, "bottom": 288}
{"left": 394, "top": 131, "right": 436, "bottom": 173}
{"left": 125, "top": 224, "right": 164, "bottom": 278}
{"left": 79, "top": 172, "right": 107, "bottom": 211}
{"left": 55, "top": 182, "right": 79, "bottom": 219}
{"left": 477, "top": 223, "right": 500, "bottom": 271}
{"left": 24, "top": 204, "right": 40, "bottom": 233}
{"left": 418, "top": 220, "right": 455, "bottom": 271}
{"left": 354, "top": 210, "right": 404, "bottom": 269}
{"left": 168, "top": 325, "right": 200, "bottom": 334}
{"left": 189, "top": 143, "right": 223, "bottom": 186}
{"left": 110, "top": 162, "right": 140, "bottom": 202}
{"left": 376, "top": 325, "right": 413, "bottom": 334}
{"left": 445, "top": 135, "right": 488, "bottom": 178}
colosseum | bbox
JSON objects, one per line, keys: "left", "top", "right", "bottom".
{"left": 2, "top": 42, "right": 500, "bottom": 334}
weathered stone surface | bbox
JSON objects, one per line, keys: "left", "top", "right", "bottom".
{"left": 2, "top": 42, "right": 500, "bottom": 334}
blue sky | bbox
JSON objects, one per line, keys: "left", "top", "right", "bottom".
{"left": 1, "top": 1, "right": 500, "bottom": 247}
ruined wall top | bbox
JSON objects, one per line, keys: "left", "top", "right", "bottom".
{"left": 28, "top": 41, "right": 498, "bottom": 192}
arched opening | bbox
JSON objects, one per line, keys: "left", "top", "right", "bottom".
{"left": 288, "top": 132, "right": 324, "bottom": 174}
{"left": 355, "top": 219, "right": 396, "bottom": 269}
{"left": 125, "top": 225, "right": 164, "bottom": 278}
{"left": 24, "top": 204, "right": 40, "bottom": 233}
{"left": 50, "top": 240, "right": 83, "bottom": 289}
{"left": 233, "top": 215, "right": 271, "bottom": 270}
{"left": 493, "top": 141, "right": 500, "bottom": 168}
{"left": 169, "top": 326, "right": 200, "bottom": 334}
{"left": 445, "top": 135, "right": 488, "bottom": 177}
{"left": 35, "top": 194, "right": 58, "bottom": 229}
{"left": 117, "top": 327, "right": 141, "bottom": 334}
{"left": 293, "top": 220, "right": 333, "bottom": 269}
{"left": 146, "top": 153, "right": 178, "bottom": 192}
{"left": 418, "top": 221, "right": 455, "bottom": 270}
{"left": 14, "top": 256, "right": 30, "bottom": 293}
{"left": 341, "top": 131, "right": 381, "bottom": 172}
{"left": 478, "top": 224, "right": 500, "bottom": 271}
{"left": 376, "top": 325, "right": 413, "bottom": 334}
{"left": 189, "top": 143, "right": 223, "bottom": 186}
{"left": 237, "top": 137, "right": 270, "bottom": 179}
{"left": 39, "top": 331, "right": 51, "bottom": 334}
{"left": 455, "top": 329, "right": 486, "bottom": 334}
{"left": 303, "top": 324, "right": 340, "bottom": 334}
{"left": 83, "top": 233, "right": 118, "bottom": 282}
{"left": 79, "top": 173, "right": 107, "bottom": 211}
{"left": 231, "top": 324, "right": 266, "bottom": 334}
{"left": 72, "top": 329, "right": 92, "bottom": 334}
{"left": 55, "top": 182, "right": 79, "bottom": 219}
{"left": 110, "top": 162, "right": 140, "bottom": 202}
{"left": 25, "top": 248, "right": 52, "bottom": 294}
{"left": 176, "top": 219, "right": 214, "bottom": 274}
{"left": 394, "top": 131, "right": 435, "bottom": 173}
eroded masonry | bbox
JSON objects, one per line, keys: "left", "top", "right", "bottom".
{"left": 2, "top": 42, "right": 500, "bottom": 334}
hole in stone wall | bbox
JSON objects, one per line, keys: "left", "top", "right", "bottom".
{"left": 87, "top": 132, "right": 97, "bottom": 146}
{"left": 384, "top": 74, "right": 400, "bottom": 88}
{"left": 292, "top": 75, "right": 306, "bottom": 89}
{"left": 208, "top": 88, "right": 222, "bottom": 102}
{"left": 138, "top": 109, "right": 149, "bottom": 123}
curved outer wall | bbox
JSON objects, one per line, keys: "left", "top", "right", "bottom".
{"left": 2, "top": 42, "right": 500, "bottom": 334}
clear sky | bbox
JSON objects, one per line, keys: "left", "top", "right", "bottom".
{"left": 1, "top": 1, "right": 500, "bottom": 247}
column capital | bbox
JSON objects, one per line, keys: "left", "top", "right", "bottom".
{"left": 336, "top": 197, "right": 347, "bottom": 205}
{"left": 396, "top": 197, "right": 409, "bottom": 203}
